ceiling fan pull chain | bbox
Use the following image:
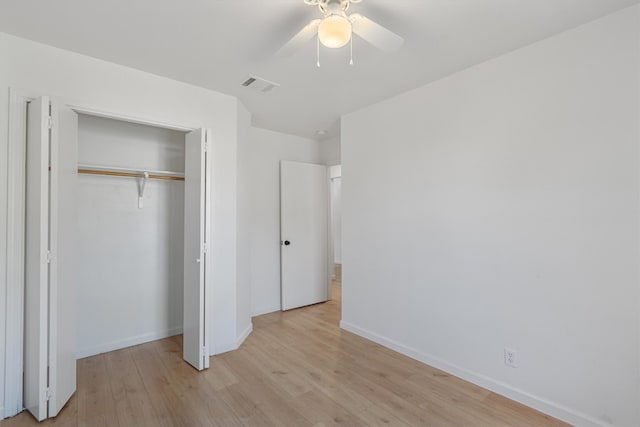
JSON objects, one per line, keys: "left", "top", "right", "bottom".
{"left": 317, "top": 35, "right": 321, "bottom": 67}
{"left": 350, "top": 36, "right": 354, "bottom": 65}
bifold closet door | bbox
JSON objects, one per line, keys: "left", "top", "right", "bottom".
{"left": 183, "top": 128, "right": 210, "bottom": 371}
{"left": 25, "top": 96, "right": 77, "bottom": 421}
{"left": 25, "top": 96, "right": 51, "bottom": 421}
{"left": 48, "top": 101, "right": 78, "bottom": 417}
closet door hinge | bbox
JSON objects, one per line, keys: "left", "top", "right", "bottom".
{"left": 204, "top": 141, "right": 208, "bottom": 153}
{"left": 47, "top": 116, "right": 53, "bottom": 129}
{"left": 203, "top": 243, "right": 208, "bottom": 254}
{"left": 46, "top": 250, "right": 53, "bottom": 263}
{"left": 45, "top": 388, "right": 52, "bottom": 401}
{"left": 202, "top": 346, "right": 208, "bottom": 356}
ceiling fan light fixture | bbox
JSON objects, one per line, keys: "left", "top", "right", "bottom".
{"left": 318, "top": 14, "right": 352, "bottom": 48}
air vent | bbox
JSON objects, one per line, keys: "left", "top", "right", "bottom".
{"left": 241, "top": 75, "right": 280, "bottom": 93}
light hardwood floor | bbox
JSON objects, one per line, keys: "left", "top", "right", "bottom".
{"left": 1, "top": 282, "right": 568, "bottom": 427}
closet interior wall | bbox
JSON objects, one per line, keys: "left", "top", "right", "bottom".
{"left": 76, "top": 114, "right": 186, "bottom": 358}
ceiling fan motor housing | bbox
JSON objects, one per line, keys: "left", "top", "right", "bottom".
{"left": 321, "top": 0, "right": 349, "bottom": 14}
{"left": 305, "top": 0, "right": 362, "bottom": 15}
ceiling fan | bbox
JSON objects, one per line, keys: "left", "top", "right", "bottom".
{"left": 277, "top": 0, "right": 404, "bottom": 65}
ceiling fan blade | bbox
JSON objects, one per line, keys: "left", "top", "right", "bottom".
{"left": 350, "top": 13, "right": 404, "bottom": 52}
{"left": 276, "top": 19, "right": 321, "bottom": 57}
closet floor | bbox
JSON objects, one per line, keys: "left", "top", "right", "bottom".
{"left": 2, "top": 281, "right": 567, "bottom": 427}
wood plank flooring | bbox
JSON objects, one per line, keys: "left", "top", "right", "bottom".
{"left": 1, "top": 282, "right": 568, "bottom": 426}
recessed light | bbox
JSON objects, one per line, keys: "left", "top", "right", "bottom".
{"left": 317, "top": 130, "right": 328, "bottom": 136}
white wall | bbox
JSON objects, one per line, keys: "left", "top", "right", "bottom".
{"left": 76, "top": 115, "right": 185, "bottom": 358}
{"left": 0, "top": 35, "right": 7, "bottom": 418}
{"left": 249, "top": 127, "right": 322, "bottom": 316}
{"left": 341, "top": 6, "right": 639, "bottom": 427}
{"left": 319, "top": 136, "right": 341, "bottom": 166}
{"left": 0, "top": 32, "right": 249, "bottom": 416}
{"left": 235, "top": 102, "right": 253, "bottom": 347}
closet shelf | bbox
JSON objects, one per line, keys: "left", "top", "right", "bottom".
{"left": 77, "top": 164, "right": 185, "bottom": 181}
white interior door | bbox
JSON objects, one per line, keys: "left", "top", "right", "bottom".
{"left": 24, "top": 96, "right": 50, "bottom": 421}
{"left": 24, "top": 97, "right": 78, "bottom": 420}
{"left": 48, "top": 100, "right": 78, "bottom": 416}
{"left": 183, "top": 128, "right": 210, "bottom": 370}
{"left": 280, "top": 161, "right": 329, "bottom": 311}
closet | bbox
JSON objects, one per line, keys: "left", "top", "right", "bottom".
{"left": 23, "top": 97, "right": 211, "bottom": 421}
{"left": 76, "top": 115, "right": 186, "bottom": 359}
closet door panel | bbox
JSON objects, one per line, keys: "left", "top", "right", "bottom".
{"left": 183, "top": 128, "right": 209, "bottom": 370}
{"left": 24, "top": 96, "right": 50, "bottom": 422}
{"left": 48, "top": 101, "right": 78, "bottom": 416}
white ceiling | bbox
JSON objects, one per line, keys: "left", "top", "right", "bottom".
{"left": 0, "top": 0, "right": 637, "bottom": 140}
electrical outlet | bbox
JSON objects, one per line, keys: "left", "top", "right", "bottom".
{"left": 504, "top": 348, "right": 517, "bottom": 368}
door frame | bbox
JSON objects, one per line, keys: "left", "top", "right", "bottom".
{"left": 327, "top": 165, "right": 342, "bottom": 300}
{"left": 3, "top": 87, "right": 202, "bottom": 418}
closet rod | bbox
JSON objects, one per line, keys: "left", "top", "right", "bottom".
{"left": 77, "top": 164, "right": 185, "bottom": 181}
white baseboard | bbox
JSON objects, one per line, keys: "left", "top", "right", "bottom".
{"left": 251, "top": 305, "right": 281, "bottom": 317}
{"left": 213, "top": 323, "right": 254, "bottom": 355}
{"left": 339, "top": 320, "right": 611, "bottom": 427}
{"left": 213, "top": 341, "right": 237, "bottom": 354}
{"left": 76, "top": 327, "right": 183, "bottom": 359}
{"left": 237, "top": 323, "right": 253, "bottom": 347}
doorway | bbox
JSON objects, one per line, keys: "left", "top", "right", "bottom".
{"left": 278, "top": 161, "right": 341, "bottom": 314}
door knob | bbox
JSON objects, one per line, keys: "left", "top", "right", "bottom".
{"left": 284, "top": 240, "right": 291, "bottom": 246}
